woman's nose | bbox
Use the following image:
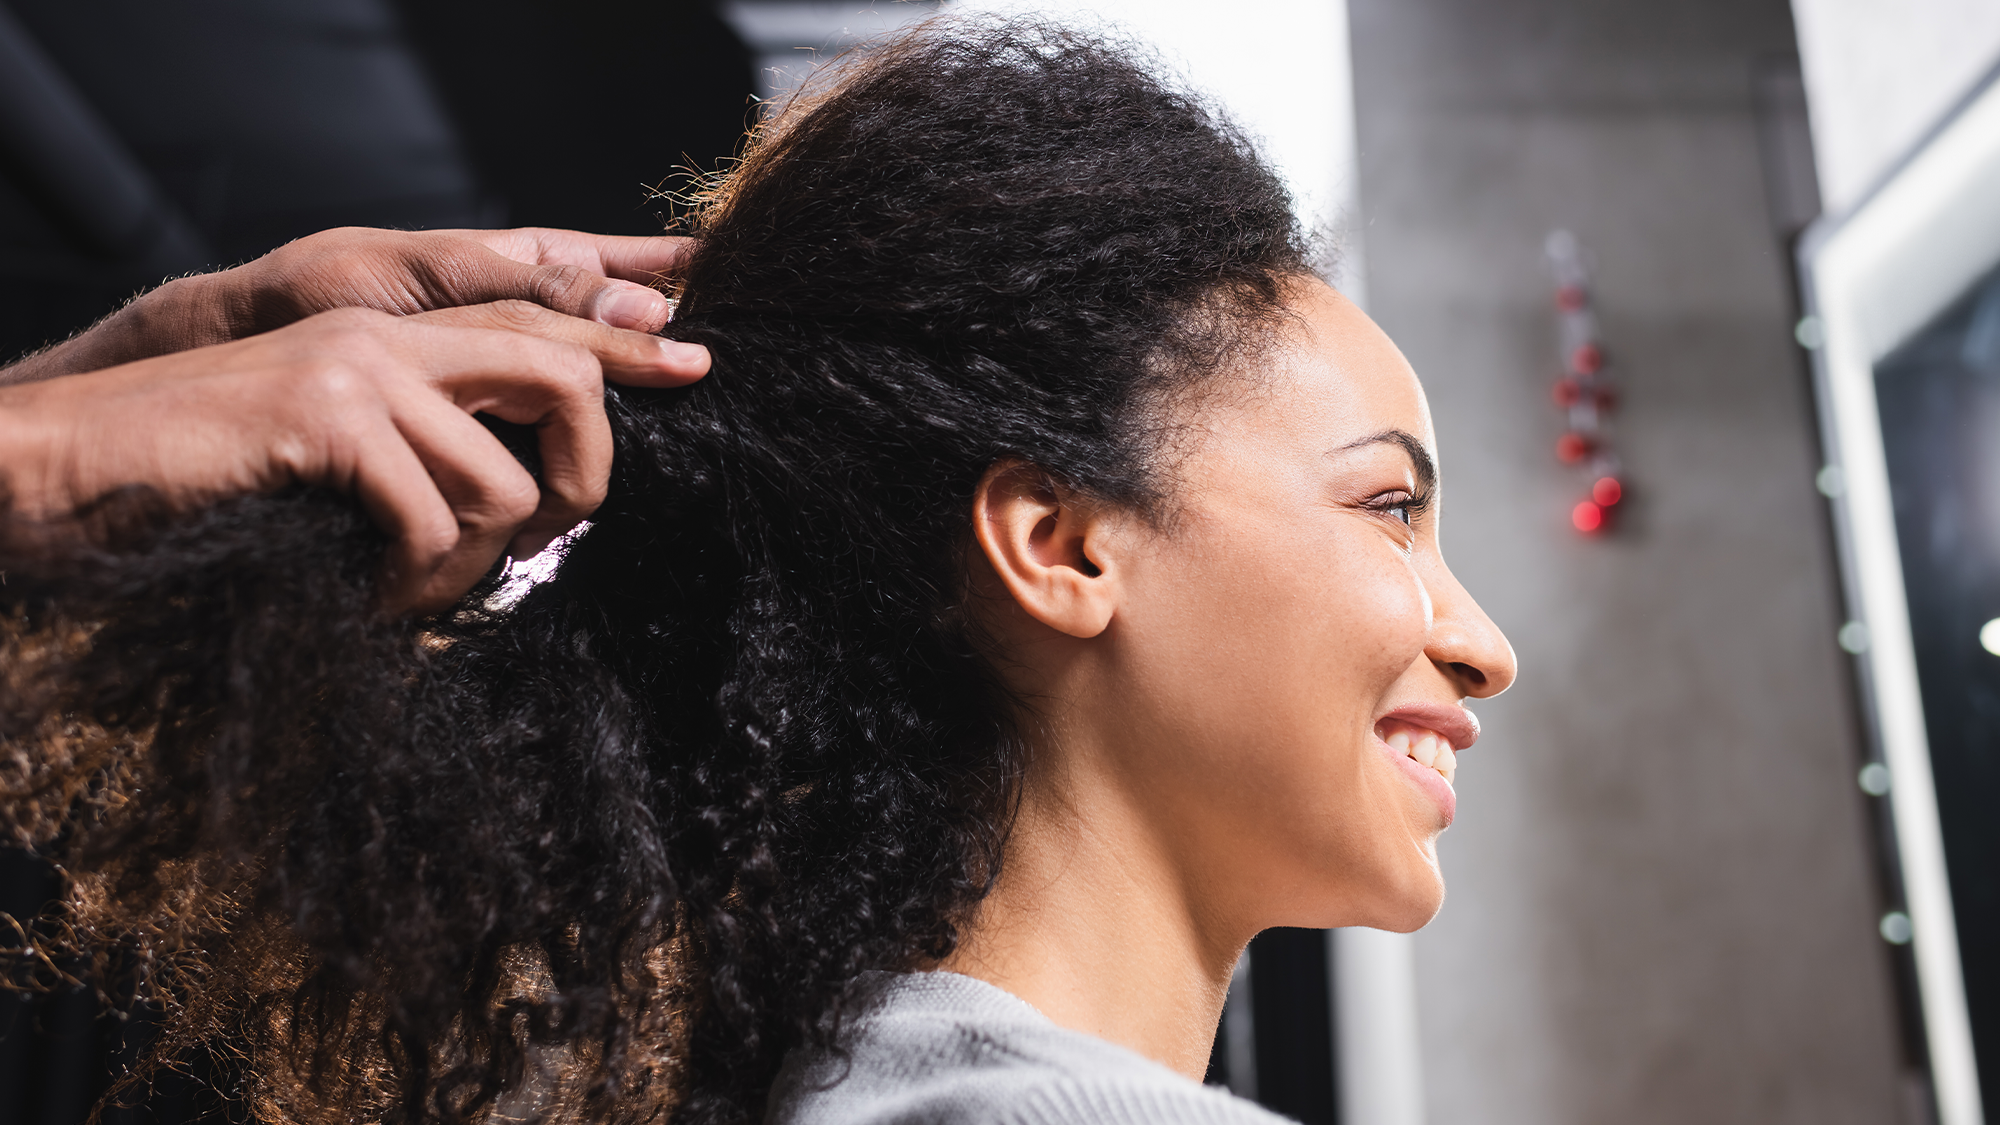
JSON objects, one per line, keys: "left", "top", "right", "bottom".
{"left": 1426, "top": 569, "right": 1517, "bottom": 700}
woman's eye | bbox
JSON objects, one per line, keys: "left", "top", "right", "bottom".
{"left": 1370, "top": 493, "right": 1415, "bottom": 526}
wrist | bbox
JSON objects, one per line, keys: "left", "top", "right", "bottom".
{"left": 127, "top": 270, "right": 245, "bottom": 357}
{"left": 0, "top": 385, "right": 66, "bottom": 519}
{"left": 0, "top": 272, "right": 239, "bottom": 388}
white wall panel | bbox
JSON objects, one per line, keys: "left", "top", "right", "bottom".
{"left": 1791, "top": 0, "right": 2000, "bottom": 214}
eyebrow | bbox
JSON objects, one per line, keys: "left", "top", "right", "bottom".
{"left": 1332, "top": 429, "right": 1437, "bottom": 492}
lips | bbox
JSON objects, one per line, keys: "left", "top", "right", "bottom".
{"left": 1374, "top": 703, "right": 1480, "bottom": 790}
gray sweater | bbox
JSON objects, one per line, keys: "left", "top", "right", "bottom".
{"left": 766, "top": 972, "right": 1292, "bottom": 1125}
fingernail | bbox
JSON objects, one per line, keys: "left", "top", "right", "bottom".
{"left": 598, "top": 283, "right": 669, "bottom": 330}
{"left": 659, "top": 339, "right": 711, "bottom": 370}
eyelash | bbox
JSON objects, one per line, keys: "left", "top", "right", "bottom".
{"left": 1366, "top": 488, "right": 1433, "bottom": 528}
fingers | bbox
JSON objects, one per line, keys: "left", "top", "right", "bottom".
{"left": 469, "top": 228, "right": 698, "bottom": 286}
{"left": 407, "top": 237, "right": 675, "bottom": 332}
{"left": 389, "top": 395, "right": 546, "bottom": 613}
{"left": 351, "top": 322, "right": 608, "bottom": 614}
{"left": 411, "top": 300, "right": 709, "bottom": 386}
{"left": 218, "top": 226, "right": 706, "bottom": 345}
{"left": 556, "top": 271, "right": 674, "bottom": 333}
{"left": 387, "top": 321, "right": 614, "bottom": 563}
{"left": 344, "top": 411, "right": 463, "bottom": 613}
{"left": 577, "top": 233, "right": 699, "bottom": 285}
{"left": 295, "top": 311, "right": 629, "bottom": 613}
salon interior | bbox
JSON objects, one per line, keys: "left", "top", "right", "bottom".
{"left": 4, "top": 1, "right": 2000, "bottom": 1123}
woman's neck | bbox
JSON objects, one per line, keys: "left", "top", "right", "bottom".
{"left": 939, "top": 763, "right": 1247, "bottom": 1078}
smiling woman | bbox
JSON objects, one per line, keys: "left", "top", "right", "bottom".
{"left": 0, "top": 17, "right": 1511, "bottom": 1125}
{"left": 890, "top": 277, "right": 1513, "bottom": 1103}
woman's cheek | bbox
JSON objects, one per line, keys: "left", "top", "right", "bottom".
{"left": 1323, "top": 548, "right": 1433, "bottom": 687}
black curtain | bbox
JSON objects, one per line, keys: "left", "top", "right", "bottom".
{"left": 0, "top": 0, "right": 753, "bottom": 364}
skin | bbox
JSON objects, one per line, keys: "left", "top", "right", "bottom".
{"left": 948, "top": 277, "right": 1518, "bottom": 1078}
{"left": 0, "top": 226, "right": 703, "bottom": 387}
{"left": 0, "top": 227, "right": 711, "bottom": 613}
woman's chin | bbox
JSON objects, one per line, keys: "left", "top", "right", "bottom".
{"left": 1287, "top": 857, "right": 1445, "bottom": 933}
{"left": 1358, "top": 875, "right": 1444, "bottom": 932}
{"left": 1378, "top": 887, "right": 1446, "bottom": 932}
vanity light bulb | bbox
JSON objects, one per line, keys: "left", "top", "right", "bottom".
{"left": 1837, "top": 621, "right": 1871, "bottom": 654}
{"left": 1981, "top": 618, "right": 2000, "bottom": 657}
{"left": 1572, "top": 501, "right": 1604, "bottom": 533}
{"left": 1858, "top": 762, "right": 1891, "bottom": 796}
{"left": 1795, "top": 315, "right": 1825, "bottom": 350}
{"left": 1880, "top": 911, "right": 1914, "bottom": 945}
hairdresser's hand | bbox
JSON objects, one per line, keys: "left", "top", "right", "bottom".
{"left": 0, "top": 226, "right": 707, "bottom": 386}
{"left": 0, "top": 305, "right": 703, "bottom": 613}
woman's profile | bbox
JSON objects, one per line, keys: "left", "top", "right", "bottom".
{"left": 0, "top": 18, "right": 1514, "bottom": 1125}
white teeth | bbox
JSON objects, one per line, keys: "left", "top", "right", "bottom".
{"left": 1386, "top": 724, "right": 1461, "bottom": 787}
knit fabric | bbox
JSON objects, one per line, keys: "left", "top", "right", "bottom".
{"left": 765, "top": 971, "right": 1292, "bottom": 1125}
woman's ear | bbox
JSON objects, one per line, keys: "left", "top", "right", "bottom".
{"left": 971, "top": 460, "right": 1120, "bottom": 639}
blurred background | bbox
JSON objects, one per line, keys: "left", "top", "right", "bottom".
{"left": 4, "top": 1, "right": 2000, "bottom": 1124}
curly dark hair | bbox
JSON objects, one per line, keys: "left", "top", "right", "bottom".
{"left": 0, "top": 18, "right": 1309, "bottom": 1125}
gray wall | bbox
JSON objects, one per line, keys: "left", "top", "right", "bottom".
{"left": 1346, "top": 1, "right": 1917, "bottom": 1121}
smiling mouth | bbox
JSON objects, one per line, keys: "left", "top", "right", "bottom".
{"left": 1379, "top": 718, "right": 1457, "bottom": 786}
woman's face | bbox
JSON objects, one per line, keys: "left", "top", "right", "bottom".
{"left": 1059, "top": 278, "right": 1516, "bottom": 934}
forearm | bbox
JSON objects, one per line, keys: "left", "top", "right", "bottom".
{"left": 0, "top": 271, "right": 242, "bottom": 388}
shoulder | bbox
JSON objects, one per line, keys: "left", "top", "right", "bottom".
{"left": 766, "top": 972, "right": 1291, "bottom": 1125}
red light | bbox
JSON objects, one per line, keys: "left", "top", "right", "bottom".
{"left": 1592, "top": 476, "right": 1623, "bottom": 506}
{"left": 1572, "top": 500, "right": 1604, "bottom": 532}
{"left": 1555, "top": 432, "right": 1592, "bottom": 463}
{"left": 1570, "top": 343, "right": 1603, "bottom": 375}
{"left": 1552, "top": 377, "right": 1583, "bottom": 407}
{"left": 1555, "top": 285, "right": 1586, "bottom": 311}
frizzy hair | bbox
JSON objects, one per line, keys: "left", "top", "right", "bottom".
{"left": 0, "top": 19, "right": 1309, "bottom": 1125}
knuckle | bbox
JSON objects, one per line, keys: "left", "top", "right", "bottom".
{"left": 327, "top": 342, "right": 397, "bottom": 385}
{"left": 517, "top": 341, "right": 602, "bottom": 403}
{"left": 557, "top": 345, "right": 603, "bottom": 389}
{"left": 529, "top": 263, "right": 593, "bottom": 307}
{"left": 294, "top": 357, "right": 370, "bottom": 408}
{"left": 295, "top": 309, "right": 409, "bottom": 374}
{"left": 414, "top": 519, "right": 460, "bottom": 562}
{"left": 490, "top": 473, "right": 543, "bottom": 523}
{"left": 325, "top": 226, "right": 380, "bottom": 257}
{"left": 489, "top": 298, "right": 551, "bottom": 332}
{"left": 287, "top": 226, "right": 367, "bottom": 259}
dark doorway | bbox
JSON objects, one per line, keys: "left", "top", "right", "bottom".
{"left": 1206, "top": 928, "right": 1340, "bottom": 1125}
